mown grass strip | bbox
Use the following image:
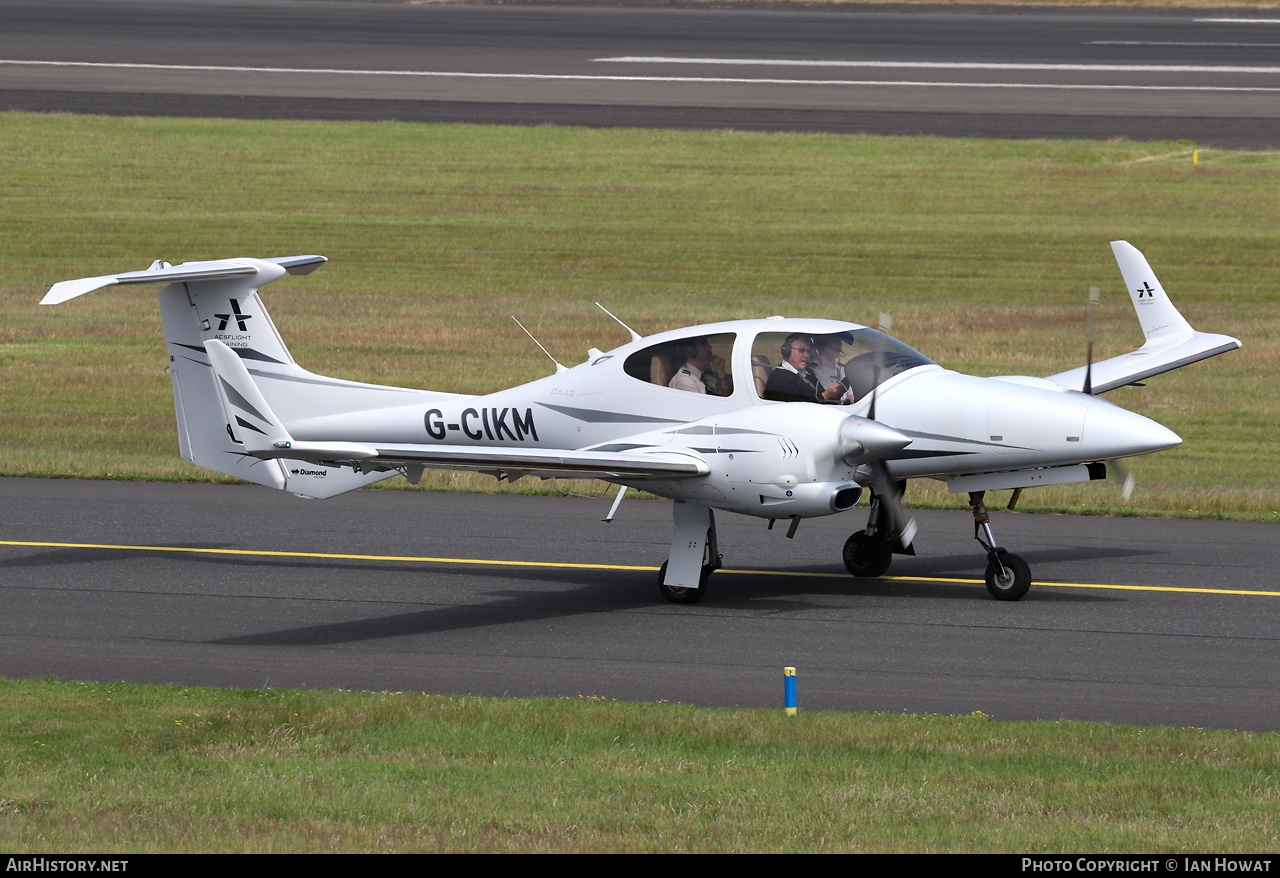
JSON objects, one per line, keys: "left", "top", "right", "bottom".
{"left": 2, "top": 678, "right": 1278, "bottom": 853}
{"left": 2, "top": 112, "right": 1277, "bottom": 519}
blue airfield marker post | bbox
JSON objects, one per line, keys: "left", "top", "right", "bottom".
{"left": 784, "top": 667, "right": 797, "bottom": 716}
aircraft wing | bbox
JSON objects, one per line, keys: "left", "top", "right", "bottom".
{"left": 361, "top": 444, "right": 709, "bottom": 481}
{"left": 1046, "top": 241, "right": 1240, "bottom": 394}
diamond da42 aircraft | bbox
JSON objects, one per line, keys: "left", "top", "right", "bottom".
{"left": 43, "top": 242, "right": 1239, "bottom": 603}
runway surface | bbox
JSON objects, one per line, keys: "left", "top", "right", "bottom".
{"left": 3, "top": 476, "right": 1278, "bottom": 731}
{"left": 2, "top": 0, "right": 1279, "bottom": 147}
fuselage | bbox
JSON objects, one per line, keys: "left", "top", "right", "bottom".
{"left": 273, "top": 317, "right": 1179, "bottom": 519}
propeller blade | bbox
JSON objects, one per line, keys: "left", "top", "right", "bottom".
{"left": 870, "top": 462, "right": 917, "bottom": 549}
{"left": 1107, "top": 457, "right": 1135, "bottom": 502}
{"left": 870, "top": 313, "right": 893, "bottom": 420}
{"left": 1083, "top": 286, "right": 1100, "bottom": 395}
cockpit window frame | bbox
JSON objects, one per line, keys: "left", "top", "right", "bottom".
{"left": 621, "top": 332, "right": 739, "bottom": 398}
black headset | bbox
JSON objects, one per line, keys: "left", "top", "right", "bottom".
{"left": 679, "top": 337, "right": 708, "bottom": 360}
{"left": 781, "top": 333, "right": 811, "bottom": 359}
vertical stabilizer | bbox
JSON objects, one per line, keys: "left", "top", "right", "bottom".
{"left": 1110, "top": 241, "right": 1195, "bottom": 343}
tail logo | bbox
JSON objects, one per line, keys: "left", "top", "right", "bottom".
{"left": 214, "top": 299, "right": 253, "bottom": 332}
{"left": 1135, "top": 282, "right": 1156, "bottom": 300}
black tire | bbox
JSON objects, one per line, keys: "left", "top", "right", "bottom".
{"left": 985, "top": 553, "right": 1031, "bottom": 601}
{"left": 843, "top": 532, "right": 893, "bottom": 578}
{"left": 657, "top": 561, "right": 710, "bottom": 604}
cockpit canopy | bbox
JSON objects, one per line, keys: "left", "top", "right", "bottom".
{"left": 750, "top": 327, "right": 935, "bottom": 401}
{"left": 618, "top": 321, "right": 934, "bottom": 404}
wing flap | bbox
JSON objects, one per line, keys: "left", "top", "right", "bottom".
{"left": 366, "top": 444, "right": 709, "bottom": 480}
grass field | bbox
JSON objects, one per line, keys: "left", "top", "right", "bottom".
{"left": 2, "top": 678, "right": 1277, "bottom": 853}
{"left": 3, "top": 109, "right": 1279, "bottom": 853}
{"left": 2, "top": 111, "right": 1278, "bottom": 518}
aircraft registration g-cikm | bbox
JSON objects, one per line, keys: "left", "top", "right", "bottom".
{"left": 42, "top": 242, "right": 1239, "bottom": 603}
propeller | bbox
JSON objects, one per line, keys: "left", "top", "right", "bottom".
{"left": 1083, "top": 286, "right": 1100, "bottom": 395}
{"left": 1081, "top": 286, "right": 1135, "bottom": 503}
{"left": 872, "top": 313, "right": 915, "bottom": 546}
{"left": 841, "top": 310, "right": 918, "bottom": 550}
{"left": 1107, "top": 457, "right": 1136, "bottom": 503}
{"left": 868, "top": 312, "right": 893, "bottom": 421}
{"left": 870, "top": 463, "right": 917, "bottom": 548}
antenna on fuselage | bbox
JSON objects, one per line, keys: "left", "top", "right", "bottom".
{"left": 512, "top": 316, "right": 567, "bottom": 374}
{"left": 596, "top": 302, "right": 642, "bottom": 343}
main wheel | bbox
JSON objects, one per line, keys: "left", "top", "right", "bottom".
{"left": 985, "top": 553, "right": 1031, "bottom": 601}
{"left": 657, "top": 561, "right": 711, "bottom": 604}
{"left": 843, "top": 532, "right": 893, "bottom": 578}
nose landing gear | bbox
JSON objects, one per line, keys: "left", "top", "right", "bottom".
{"left": 970, "top": 491, "right": 1032, "bottom": 601}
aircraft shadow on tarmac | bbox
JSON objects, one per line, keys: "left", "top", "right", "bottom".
{"left": 206, "top": 556, "right": 1125, "bottom": 649}
{"left": 4, "top": 543, "right": 1127, "bottom": 652}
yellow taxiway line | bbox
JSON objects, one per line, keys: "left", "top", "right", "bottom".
{"left": 3, "top": 539, "right": 1277, "bottom": 598}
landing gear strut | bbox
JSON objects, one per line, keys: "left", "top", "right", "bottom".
{"left": 970, "top": 491, "right": 1032, "bottom": 601}
{"left": 842, "top": 484, "right": 914, "bottom": 578}
{"left": 658, "top": 502, "right": 721, "bottom": 604}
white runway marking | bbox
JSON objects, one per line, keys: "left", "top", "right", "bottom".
{"left": 594, "top": 56, "right": 1280, "bottom": 75}
{"left": 4, "top": 60, "right": 1280, "bottom": 94}
{"left": 1087, "top": 41, "right": 1280, "bottom": 48}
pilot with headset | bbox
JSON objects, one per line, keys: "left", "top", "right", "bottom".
{"left": 669, "top": 337, "right": 730, "bottom": 396}
{"left": 764, "top": 333, "right": 846, "bottom": 403}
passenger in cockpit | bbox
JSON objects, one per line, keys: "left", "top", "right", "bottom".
{"left": 811, "top": 333, "right": 854, "bottom": 403}
{"left": 763, "top": 334, "right": 845, "bottom": 403}
{"left": 669, "top": 337, "right": 729, "bottom": 396}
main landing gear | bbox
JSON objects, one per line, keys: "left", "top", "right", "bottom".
{"left": 842, "top": 483, "right": 915, "bottom": 579}
{"left": 842, "top": 488, "right": 1033, "bottom": 601}
{"left": 657, "top": 501, "right": 721, "bottom": 604}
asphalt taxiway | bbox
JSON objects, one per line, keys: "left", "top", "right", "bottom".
{"left": 2, "top": 0, "right": 1279, "bottom": 147}
{"left": 3, "top": 477, "right": 1277, "bottom": 731}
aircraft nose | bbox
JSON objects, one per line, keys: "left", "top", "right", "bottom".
{"left": 838, "top": 416, "right": 912, "bottom": 465}
{"left": 1083, "top": 401, "right": 1181, "bottom": 460}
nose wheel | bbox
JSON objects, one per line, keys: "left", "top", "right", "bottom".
{"left": 971, "top": 491, "right": 1032, "bottom": 601}
{"left": 985, "top": 552, "right": 1031, "bottom": 601}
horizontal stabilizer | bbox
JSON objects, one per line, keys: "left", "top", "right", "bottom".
{"left": 41, "top": 255, "right": 326, "bottom": 305}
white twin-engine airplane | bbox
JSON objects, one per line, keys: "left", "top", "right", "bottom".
{"left": 43, "top": 242, "right": 1239, "bottom": 604}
